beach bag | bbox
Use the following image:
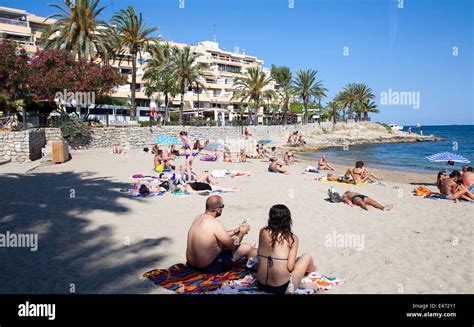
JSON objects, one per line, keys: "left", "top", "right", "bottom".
{"left": 415, "top": 186, "right": 432, "bottom": 196}
{"left": 328, "top": 187, "right": 343, "bottom": 203}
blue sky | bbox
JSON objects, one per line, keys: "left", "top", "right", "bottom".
{"left": 2, "top": 0, "right": 473, "bottom": 125}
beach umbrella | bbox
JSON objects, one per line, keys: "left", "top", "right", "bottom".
{"left": 204, "top": 143, "right": 226, "bottom": 151}
{"left": 257, "top": 139, "right": 277, "bottom": 145}
{"left": 153, "top": 135, "right": 179, "bottom": 145}
{"left": 426, "top": 152, "right": 470, "bottom": 164}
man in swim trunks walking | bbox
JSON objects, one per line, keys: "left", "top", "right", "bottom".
{"left": 186, "top": 196, "right": 257, "bottom": 273}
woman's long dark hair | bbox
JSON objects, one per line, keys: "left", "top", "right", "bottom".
{"left": 265, "top": 204, "right": 294, "bottom": 249}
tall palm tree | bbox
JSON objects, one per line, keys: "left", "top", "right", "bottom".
{"left": 232, "top": 67, "right": 277, "bottom": 126}
{"left": 41, "top": 0, "right": 110, "bottom": 62}
{"left": 326, "top": 100, "right": 341, "bottom": 125}
{"left": 167, "top": 46, "right": 207, "bottom": 125}
{"left": 354, "top": 83, "right": 375, "bottom": 121}
{"left": 110, "top": 6, "right": 159, "bottom": 120}
{"left": 360, "top": 99, "right": 379, "bottom": 121}
{"left": 336, "top": 83, "right": 357, "bottom": 122}
{"left": 277, "top": 85, "right": 295, "bottom": 125}
{"left": 293, "top": 69, "right": 325, "bottom": 125}
{"left": 270, "top": 65, "right": 292, "bottom": 125}
{"left": 143, "top": 43, "right": 178, "bottom": 125}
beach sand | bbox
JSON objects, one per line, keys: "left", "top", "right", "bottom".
{"left": 0, "top": 148, "right": 472, "bottom": 294}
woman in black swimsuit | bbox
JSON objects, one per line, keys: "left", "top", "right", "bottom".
{"left": 256, "top": 205, "right": 316, "bottom": 294}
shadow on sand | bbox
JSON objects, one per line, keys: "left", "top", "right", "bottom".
{"left": 0, "top": 171, "right": 170, "bottom": 294}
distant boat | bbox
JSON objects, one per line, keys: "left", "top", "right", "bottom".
{"left": 388, "top": 123, "right": 404, "bottom": 131}
{"left": 416, "top": 123, "right": 421, "bottom": 127}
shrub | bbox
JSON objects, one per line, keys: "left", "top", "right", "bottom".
{"left": 60, "top": 117, "right": 91, "bottom": 142}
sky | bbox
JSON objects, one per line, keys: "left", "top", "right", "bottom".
{"left": 1, "top": 0, "right": 473, "bottom": 125}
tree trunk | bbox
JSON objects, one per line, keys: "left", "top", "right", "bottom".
{"left": 163, "top": 93, "right": 169, "bottom": 126}
{"left": 303, "top": 101, "right": 308, "bottom": 125}
{"left": 130, "top": 52, "right": 137, "bottom": 120}
{"left": 179, "top": 83, "right": 185, "bottom": 126}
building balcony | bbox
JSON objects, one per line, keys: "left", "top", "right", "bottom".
{"left": 0, "top": 21, "right": 31, "bottom": 35}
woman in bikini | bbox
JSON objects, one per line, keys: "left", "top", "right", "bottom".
{"left": 179, "top": 131, "right": 194, "bottom": 180}
{"left": 257, "top": 204, "right": 316, "bottom": 294}
{"left": 342, "top": 191, "right": 393, "bottom": 210}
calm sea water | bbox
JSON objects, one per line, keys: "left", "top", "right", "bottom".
{"left": 302, "top": 125, "right": 474, "bottom": 173}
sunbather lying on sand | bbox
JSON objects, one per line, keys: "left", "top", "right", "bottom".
{"left": 186, "top": 196, "right": 256, "bottom": 273}
{"left": 257, "top": 204, "right": 316, "bottom": 294}
{"left": 211, "top": 169, "right": 251, "bottom": 178}
{"left": 132, "top": 179, "right": 169, "bottom": 195}
{"left": 268, "top": 158, "right": 288, "bottom": 174}
{"left": 325, "top": 173, "right": 354, "bottom": 184}
{"left": 342, "top": 191, "right": 393, "bottom": 210}
{"left": 176, "top": 181, "right": 239, "bottom": 194}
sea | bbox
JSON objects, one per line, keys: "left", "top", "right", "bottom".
{"left": 302, "top": 125, "right": 474, "bottom": 173}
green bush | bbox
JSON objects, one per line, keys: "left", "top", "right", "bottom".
{"left": 376, "top": 122, "right": 392, "bottom": 131}
{"left": 60, "top": 117, "right": 91, "bottom": 142}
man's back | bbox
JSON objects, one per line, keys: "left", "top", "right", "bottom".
{"left": 186, "top": 214, "right": 222, "bottom": 268}
{"left": 462, "top": 172, "right": 473, "bottom": 186}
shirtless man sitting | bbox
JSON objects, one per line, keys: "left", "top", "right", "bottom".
{"left": 461, "top": 166, "right": 474, "bottom": 192}
{"left": 439, "top": 170, "right": 474, "bottom": 201}
{"left": 346, "top": 161, "right": 380, "bottom": 184}
{"left": 186, "top": 196, "right": 257, "bottom": 274}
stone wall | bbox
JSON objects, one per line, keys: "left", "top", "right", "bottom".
{"left": 0, "top": 129, "right": 46, "bottom": 162}
{"left": 0, "top": 123, "right": 337, "bottom": 162}
{"left": 67, "top": 123, "right": 327, "bottom": 149}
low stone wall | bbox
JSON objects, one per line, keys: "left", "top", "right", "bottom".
{"left": 0, "top": 123, "right": 351, "bottom": 162}
{"left": 0, "top": 129, "right": 46, "bottom": 162}
{"left": 66, "top": 124, "right": 326, "bottom": 150}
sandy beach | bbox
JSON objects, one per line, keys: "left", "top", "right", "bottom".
{"left": 0, "top": 147, "right": 472, "bottom": 294}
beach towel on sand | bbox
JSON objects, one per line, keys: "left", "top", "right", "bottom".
{"left": 208, "top": 272, "right": 345, "bottom": 294}
{"left": 143, "top": 259, "right": 252, "bottom": 293}
{"left": 143, "top": 259, "right": 345, "bottom": 294}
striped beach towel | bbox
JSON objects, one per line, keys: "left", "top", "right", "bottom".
{"left": 143, "top": 259, "right": 253, "bottom": 293}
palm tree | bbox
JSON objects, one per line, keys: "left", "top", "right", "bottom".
{"left": 167, "top": 46, "right": 207, "bottom": 125}
{"left": 270, "top": 65, "right": 292, "bottom": 125}
{"left": 354, "top": 83, "right": 375, "bottom": 121}
{"left": 110, "top": 6, "right": 159, "bottom": 120}
{"left": 277, "top": 85, "right": 295, "bottom": 125}
{"left": 326, "top": 100, "right": 341, "bottom": 125}
{"left": 41, "top": 0, "right": 110, "bottom": 62}
{"left": 293, "top": 69, "right": 325, "bottom": 125}
{"left": 143, "top": 43, "right": 178, "bottom": 125}
{"left": 336, "top": 83, "right": 357, "bottom": 122}
{"left": 232, "top": 67, "right": 277, "bottom": 126}
{"left": 360, "top": 99, "right": 379, "bottom": 121}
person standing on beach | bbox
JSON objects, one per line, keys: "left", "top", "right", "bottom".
{"left": 150, "top": 106, "right": 155, "bottom": 125}
{"left": 179, "top": 131, "right": 194, "bottom": 181}
{"left": 186, "top": 196, "right": 257, "bottom": 274}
